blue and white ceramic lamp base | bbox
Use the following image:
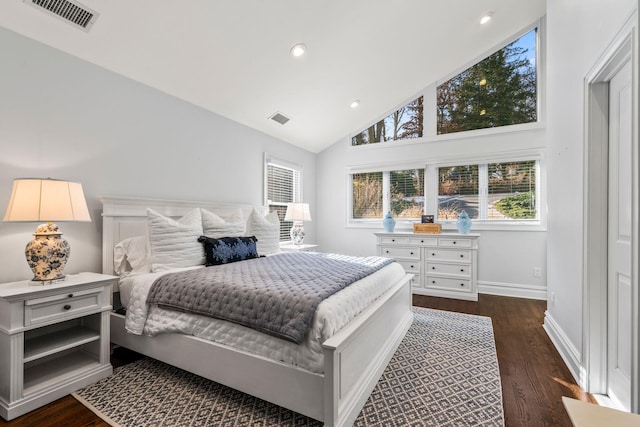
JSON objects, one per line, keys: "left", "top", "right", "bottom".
{"left": 25, "top": 222, "right": 69, "bottom": 281}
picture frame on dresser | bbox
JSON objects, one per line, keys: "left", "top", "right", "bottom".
{"left": 375, "top": 231, "right": 479, "bottom": 301}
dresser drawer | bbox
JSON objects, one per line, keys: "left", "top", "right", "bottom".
{"left": 425, "top": 276, "right": 472, "bottom": 293}
{"left": 426, "top": 249, "right": 471, "bottom": 262}
{"left": 380, "top": 246, "right": 420, "bottom": 260}
{"left": 438, "top": 237, "right": 473, "bottom": 248}
{"left": 426, "top": 262, "right": 471, "bottom": 277}
{"left": 410, "top": 274, "right": 422, "bottom": 288}
{"left": 24, "top": 287, "right": 104, "bottom": 327}
{"left": 379, "top": 236, "right": 437, "bottom": 246}
{"left": 397, "top": 260, "right": 421, "bottom": 273}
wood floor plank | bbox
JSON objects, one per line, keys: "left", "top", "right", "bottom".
{"left": 0, "top": 294, "right": 591, "bottom": 427}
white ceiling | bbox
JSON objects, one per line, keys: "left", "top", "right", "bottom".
{"left": 0, "top": 0, "right": 546, "bottom": 153}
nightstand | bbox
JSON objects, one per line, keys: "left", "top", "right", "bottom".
{"left": 0, "top": 272, "right": 116, "bottom": 421}
{"left": 280, "top": 243, "right": 319, "bottom": 252}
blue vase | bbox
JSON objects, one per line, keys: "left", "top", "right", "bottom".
{"left": 383, "top": 212, "right": 396, "bottom": 232}
{"left": 456, "top": 210, "right": 472, "bottom": 234}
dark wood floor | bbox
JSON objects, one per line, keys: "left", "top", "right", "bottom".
{"left": 1, "top": 294, "right": 593, "bottom": 427}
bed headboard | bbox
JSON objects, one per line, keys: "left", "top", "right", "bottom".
{"left": 100, "top": 196, "right": 266, "bottom": 276}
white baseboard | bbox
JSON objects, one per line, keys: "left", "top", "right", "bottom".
{"left": 478, "top": 280, "right": 547, "bottom": 300}
{"left": 543, "top": 311, "right": 583, "bottom": 386}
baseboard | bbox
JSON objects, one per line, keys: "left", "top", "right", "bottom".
{"left": 543, "top": 310, "right": 582, "bottom": 385}
{"left": 478, "top": 280, "right": 547, "bottom": 300}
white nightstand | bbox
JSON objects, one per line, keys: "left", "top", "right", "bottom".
{"left": 280, "top": 243, "right": 319, "bottom": 252}
{"left": 0, "top": 272, "right": 116, "bottom": 421}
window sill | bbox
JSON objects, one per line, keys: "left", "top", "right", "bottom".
{"left": 346, "top": 220, "right": 546, "bottom": 232}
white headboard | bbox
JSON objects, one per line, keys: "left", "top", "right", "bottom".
{"left": 100, "top": 196, "right": 266, "bottom": 276}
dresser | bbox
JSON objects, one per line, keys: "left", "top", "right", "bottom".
{"left": 375, "top": 232, "right": 479, "bottom": 301}
{"left": 0, "top": 272, "right": 115, "bottom": 420}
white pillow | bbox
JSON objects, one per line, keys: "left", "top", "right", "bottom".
{"left": 113, "top": 236, "right": 150, "bottom": 276}
{"left": 245, "top": 209, "right": 281, "bottom": 256}
{"left": 201, "top": 208, "right": 245, "bottom": 238}
{"left": 147, "top": 208, "right": 205, "bottom": 272}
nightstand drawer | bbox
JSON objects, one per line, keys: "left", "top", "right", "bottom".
{"left": 380, "top": 246, "right": 420, "bottom": 260}
{"left": 24, "top": 287, "right": 103, "bottom": 327}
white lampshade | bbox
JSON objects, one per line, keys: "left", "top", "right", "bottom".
{"left": 3, "top": 178, "right": 91, "bottom": 222}
{"left": 284, "top": 203, "right": 311, "bottom": 222}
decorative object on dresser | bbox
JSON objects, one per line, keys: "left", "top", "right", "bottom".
{"left": 3, "top": 178, "right": 91, "bottom": 282}
{"left": 376, "top": 232, "right": 479, "bottom": 301}
{"left": 413, "top": 222, "right": 442, "bottom": 234}
{"left": 284, "top": 202, "right": 311, "bottom": 244}
{"left": 382, "top": 211, "right": 396, "bottom": 232}
{"left": 456, "top": 209, "right": 472, "bottom": 234}
{"left": 0, "top": 272, "right": 115, "bottom": 421}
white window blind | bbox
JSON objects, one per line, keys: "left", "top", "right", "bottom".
{"left": 266, "top": 159, "right": 302, "bottom": 240}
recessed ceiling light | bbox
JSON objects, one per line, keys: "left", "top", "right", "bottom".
{"left": 480, "top": 13, "right": 493, "bottom": 25}
{"left": 350, "top": 100, "right": 360, "bottom": 109}
{"left": 290, "top": 43, "right": 306, "bottom": 57}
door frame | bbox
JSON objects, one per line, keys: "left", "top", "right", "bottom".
{"left": 582, "top": 11, "right": 639, "bottom": 411}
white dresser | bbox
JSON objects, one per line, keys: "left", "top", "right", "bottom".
{"left": 375, "top": 232, "right": 479, "bottom": 301}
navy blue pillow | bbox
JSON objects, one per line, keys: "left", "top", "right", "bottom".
{"left": 198, "top": 236, "right": 259, "bottom": 266}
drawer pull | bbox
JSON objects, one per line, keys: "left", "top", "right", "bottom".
{"left": 453, "top": 241, "right": 457, "bottom": 244}
{"left": 386, "top": 250, "right": 390, "bottom": 254}
{"left": 410, "top": 251, "right": 414, "bottom": 255}
{"left": 410, "top": 265, "right": 414, "bottom": 269}
{"left": 432, "top": 280, "right": 436, "bottom": 284}
{"left": 460, "top": 283, "right": 465, "bottom": 287}
{"left": 432, "top": 266, "right": 435, "bottom": 270}
{"left": 432, "top": 253, "right": 435, "bottom": 256}
{"left": 420, "top": 240, "right": 424, "bottom": 243}
{"left": 63, "top": 304, "right": 71, "bottom": 310}
{"left": 460, "top": 254, "right": 464, "bottom": 258}
{"left": 460, "top": 268, "right": 465, "bottom": 272}
{"left": 68, "top": 294, "right": 74, "bottom": 298}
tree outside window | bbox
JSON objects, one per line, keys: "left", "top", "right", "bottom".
{"left": 437, "top": 29, "right": 537, "bottom": 134}
{"left": 352, "top": 97, "right": 423, "bottom": 146}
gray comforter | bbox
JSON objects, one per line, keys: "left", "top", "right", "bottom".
{"left": 146, "top": 252, "right": 393, "bottom": 344}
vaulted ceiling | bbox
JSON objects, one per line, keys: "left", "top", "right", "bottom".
{"left": 0, "top": 1, "right": 546, "bottom": 153}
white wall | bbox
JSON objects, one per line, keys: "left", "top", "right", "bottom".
{"left": 317, "top": 119, "right": 548, "bottom": 298}
{"left": 545, "top": 0, "right": 637, "bottom": 376}
{"left": 0, "top": 27, "right": 316, "bottom": 283}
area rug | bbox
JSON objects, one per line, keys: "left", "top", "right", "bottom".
{"left": 73, "top": 307, "right": 504, "bottom": 426}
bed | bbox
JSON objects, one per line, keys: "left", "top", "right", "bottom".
{"left": 101, "top": 196, "right": 413, "bottom": 427}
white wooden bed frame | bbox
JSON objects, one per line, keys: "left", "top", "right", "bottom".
{"left": 101, "top": 196, "right": 413, "bottom": 427}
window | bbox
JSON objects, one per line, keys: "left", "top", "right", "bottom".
{"left": 437, "top": 160, "right": 537, "bottom": 221}
{"left": 351, "top": 169, "right": 425, "bottom": 221}
{"left": 265, "top": 157, "right": 302, "bottom": 241}
{"left": 352, "top": 96, "right": 423, "bottom": 146}
{"left": 349, "top": 159, "right": 539, "bottom": 226}
{"left": 437, "top": 28, "right": 537, "bottom": 134}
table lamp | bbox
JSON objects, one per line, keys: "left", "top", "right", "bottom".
{"left": 284, "top": 203, "right": 311, "bottom": 245}
{"left": 3, "top": 178, "right": 91, "bottom": 282}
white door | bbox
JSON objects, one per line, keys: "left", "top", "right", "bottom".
{"left": 607, "top": 58, "right": 633, "bottom": 411}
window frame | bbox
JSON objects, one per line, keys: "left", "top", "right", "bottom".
{"left": 264, "top": 153, "right": 303, "bottom": 241}
{"left": 346, "top": 150, "right": 546, "bottom": 231}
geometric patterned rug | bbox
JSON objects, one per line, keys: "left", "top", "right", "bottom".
{"left": 73, "top": 307, "right": 504, "bottom": 426}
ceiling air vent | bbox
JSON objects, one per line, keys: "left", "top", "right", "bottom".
{"left": 24, "top": 0, "right": 100, "bottom": 32}
{"left": 269, "top": 112, "right": 291, "bottom": 125}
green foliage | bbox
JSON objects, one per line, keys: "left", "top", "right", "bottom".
{"left": 494, "top": 192, "right": 536, "bottom": 219}
{"left": 437, "top": 30, "right": 537, "bottom": 134}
